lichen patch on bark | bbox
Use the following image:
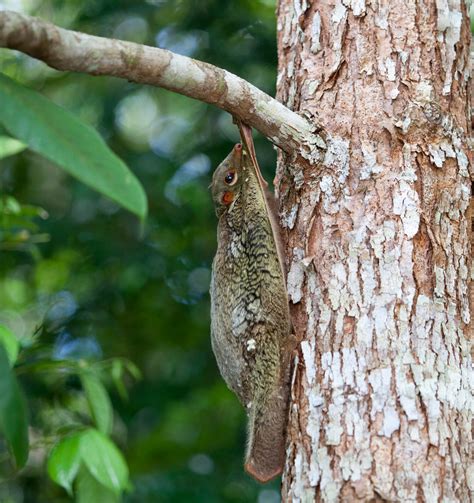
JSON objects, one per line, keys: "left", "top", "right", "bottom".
{"left": 278, "top": 0, "right": 473, "bottom": 501}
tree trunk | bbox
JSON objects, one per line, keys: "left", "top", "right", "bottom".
{"left": 276, "top": 1, "right": 473, "bottom": 501}
{"left": 0, "top": 5, "right": 472, "bottom": 501}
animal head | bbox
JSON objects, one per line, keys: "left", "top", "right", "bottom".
{"left": 211, "top": 143, "right": 245, "bottom": 216}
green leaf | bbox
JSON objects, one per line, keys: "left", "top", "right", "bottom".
{"left": 0, "top": 197, "right": 48, "bottom": 219}
{"left": 76, "top": 466, "right": 120, "bottom": 503}
{"left": 110, "top": 360, "right": 127, "bottom": 401}
{"left": 109, "top": 358, "right": 141, "bottom": 400}
{"left": 0, "top": 73, "right": 147, "bottom": 218}
{"left": 123, "top": 359, "right": 142, "bottom": 380}
{"left": 79, "top": 429, "right": 128, "bottom": 494}
{"left": 0, "top": 135, "right": 26, "bottom": 159}
{"left": 0, "top": 345, "right": 29, "bottom": 467}
{"left": 1, "top": 196, "right": 21, "bottom": 215}
{"left": 80, "top": 372, "right": 113, "bottom": 434}
{"left": 47, "top": 434, "right": 82, "bottom": 495}
{"left": 0, "top": 325, "right": 20, "bottom": 366}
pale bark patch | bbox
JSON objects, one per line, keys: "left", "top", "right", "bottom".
{"left": 278, "top": 0, "right": 473, "bottom": 501}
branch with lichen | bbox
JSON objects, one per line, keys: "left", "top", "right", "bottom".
{"left": 0, "top": 10, "right": 323, "bottom": 158}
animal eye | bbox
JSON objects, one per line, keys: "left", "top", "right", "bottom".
{"left": 224, "top": 170, "right": 237, "bottom": 185}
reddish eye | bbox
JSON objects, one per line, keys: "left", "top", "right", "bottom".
{"left": 225, "top": 170, "right": 237, "bottom": 185}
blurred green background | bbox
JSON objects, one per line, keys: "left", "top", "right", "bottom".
{"left": 0, "top": 0, "right": 281, "bottom": 501}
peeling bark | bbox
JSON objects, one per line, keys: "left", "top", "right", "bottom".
{"left": 277, "top": 1, "right": 473, "bottom": 501}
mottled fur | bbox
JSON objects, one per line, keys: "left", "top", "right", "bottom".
{"left": 209, "top": 134, "right": 292, "bottom": 483}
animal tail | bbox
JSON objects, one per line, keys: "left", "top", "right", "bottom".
{"left": 244, "top": 382, "right": 290, "bottom": 483}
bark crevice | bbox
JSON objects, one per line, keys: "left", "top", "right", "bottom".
{"left": 278, "top": 1, "right": 472, "bottom": 501}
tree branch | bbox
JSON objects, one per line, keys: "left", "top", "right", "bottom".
{"left": 0, "top": 10, "right": 322, "bottom": 156}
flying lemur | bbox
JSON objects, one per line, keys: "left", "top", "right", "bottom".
{"left": 209, "top": 121, "right": 293, "bottom": 483}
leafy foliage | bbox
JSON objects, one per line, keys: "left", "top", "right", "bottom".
{"left": 0, "top": 73, "right": 147, "bottom": 218}
{"left": 0, "top": 316, "right": 137, "bottom": 499}
{"left": 0, "top": 195, "right": 49, "bottom": 254}
{"left": 48, "top": 429, "right": 129, "bottom": 499}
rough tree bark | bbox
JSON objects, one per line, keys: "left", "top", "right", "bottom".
{"left": 0, "top": 4, "right": 473, "bottom": 502}
{"left": 276, "top": 1, "right": 473, "bottom": 501}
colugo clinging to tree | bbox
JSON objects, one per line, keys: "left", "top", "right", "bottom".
{"left": 209, "top": 121, "right": 293, "bottom": 483}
